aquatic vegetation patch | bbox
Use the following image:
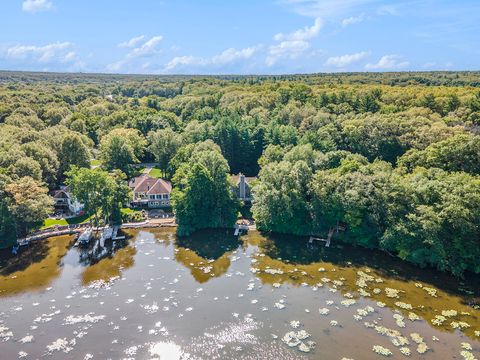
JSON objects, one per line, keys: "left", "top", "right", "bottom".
{"left": 431, "top": 315, "right": 446, "bottom": 326}
{"left": 19, "top": 335, "right": 34, "bottom": 343}
{"left": 63, "top": 313, "right": 106, "bottom": 325}
{"left": 441, "top": 309, "right": 458, "bottom": 317}
{"left": 395, "top": 302, "right": 413, "bottom": 310}
{"left": 318, "top": 308, "right": 330, "bottom": 315}
{"left": 340, "top": 299, "right": 356, "bottom": 307}
{"left": 423, "top": 287, "right": 437, "bottom": 297}
{"left": 393, "top": 314, "right": 406, "bottom": 328}
{"left": 460, "top": 350, "right": 478, "bottom": 360}
{"left": 385, "top": 288, "right": 401, "bottom": 298}
{"left": 46, "top": 338, "right": 75, "bottom": 353}
{"left": 372, "top": 345, "right": 393, "bottom": 356}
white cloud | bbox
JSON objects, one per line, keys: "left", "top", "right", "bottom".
{"left": 108, "top": 35, "right": 163, "bottom": 72}
{"left": 119, "top": 35, "right": 145, "bottom": 48}
{"left": 22, "top": 0, "right": 53, "bottom": 13}
{"left": 4, "top": 42, "right": 73, "bottom": 62}
{"left": 164, "top": 56, "right": 199, "bottom": 71}
{"left": 325, "top": 51, "right": 369, "bottom": 67}
{"left": 274, "top": 17, "right": 323, "bottom": 41}
{"left": 211, "top": 47, "right": 257, "bottom": 65}
{"left": 341, "top": 13, "right": 365, "bottom": 27}
{"left": 62, "top": 51, "right": 77, "bottom": 62}
{"left": 266, "top": 41, "right": 310, "bottom": 66}
{"left": 128, "top": 36, "right": 163, "bottom": 58}
{"left": 1, "top": 41, "right": 86, "bottom": 71}
{"left": 266, "top": 18, "right": 322, "bottom": 66}
{"left": 164, "top": 46, "right": 259, "bottom": 72}
{"left": 365, "top": 54, "right": 409, "bottom": 70}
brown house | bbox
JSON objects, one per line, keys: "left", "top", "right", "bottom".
{"left": 128, "top": 174, "right": 172, "bottom": 208}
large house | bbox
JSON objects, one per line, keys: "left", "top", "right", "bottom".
{"left": 128, "top": 174, "right": 172, "bottom": 208}
{"left": 231, "top": 173, "right": 256, "bottom": 202}
{"left": 51, "top": 186, "right": 84, "bottom": 216}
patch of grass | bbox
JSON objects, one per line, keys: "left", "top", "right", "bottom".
{"left": 42, "top": 218, "right": 68, "bottom": 228}
{"left": 121, "top": 207, "right": 142, "bottom": 214}
{"left": 121, "top": 207, "right": 145, "bottom": 223}
{"left": 41, "top": 213, "right": 92, "bottom": 229}
{"left": 90, "top": 159, "right": 102, "bottom": 168}
{"left": 148, "top": 167, "right": 164, "bottom": 179}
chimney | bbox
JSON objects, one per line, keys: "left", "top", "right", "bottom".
{"left": 239, "top": 173, "right": 246, "bottom": 200}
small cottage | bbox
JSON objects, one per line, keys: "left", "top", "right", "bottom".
{"left": 51, "top": 186, "right": 84, "bottom": 216}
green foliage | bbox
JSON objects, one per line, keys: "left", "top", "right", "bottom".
{"left": 253, "top": 143, "right": 480, "bottom": 276}
{"left": 99, "top": 128, "right": 146, "bottom": 174}
{"left": 398, "top": 133, "right": 480, "bottom": 174}
{"left": 253, "top": 160, "right": 313, "bottom": 235}
{"left": 171, "top": 143, "right": 239, "bottom": 236}
{"left": 1, "top": 71, "right": 480, "bottom": 274}
{"left": 0, "top": 174, "right": 16, "bottom": 248}
{"left": 66, "top": 167, "right": 130, "bottom": 226}
{"left": 4, "top": 176, "right": 54, "bottom": 238}
{"left": 147, "top": 128, "right": 181, "bottom": 177}
{"left": 58, "top": 133, "right": 91, "bottom": 179}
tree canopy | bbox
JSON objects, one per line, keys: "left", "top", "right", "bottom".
{"left": 171, "top": 142, "right": 239, "bottom": 236}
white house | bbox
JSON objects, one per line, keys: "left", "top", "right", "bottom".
{"left": 51, "top": 186, "right": 84, "bottom": 216}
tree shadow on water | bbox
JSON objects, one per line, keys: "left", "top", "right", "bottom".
{"left": 175, "top": 228, "right": 242, "bottom": 261}
{"left": 260, "top": 232, "right": 480, "bottom": 300}
{"left": 0, "top": 242, "right": 51, "bottom": 276}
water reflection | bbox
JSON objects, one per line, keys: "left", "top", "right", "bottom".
{"left": 255, "top": 231, "right": 480, "bottom": 299}
{"left": 0, "top": 235, "right": 73, "bottom": 296}
{"left": 0, "top": 227, "right": 479, "bottom": 359}
{"left": 78, "top": 231, "right": 136, "bottom": 285}
{"left": 250, "top": 230, "right": 480, "bottom": 338}
{"left": 80, "top": 241, "right": 136, "bottom": 285}
{"left": 175, "top": 228, "right": 241, "bottom": 283}
{"left": 176, "top": 228, "right": 241, "bottom": 260}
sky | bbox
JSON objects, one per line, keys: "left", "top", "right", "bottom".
{"left": 0, "top": 0, "right": 479, "bottom": 74}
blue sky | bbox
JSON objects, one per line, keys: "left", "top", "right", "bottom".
{"left": 0, "top": 0, "right": 479, "bottom": 74}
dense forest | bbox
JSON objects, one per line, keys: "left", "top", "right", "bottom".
{"left": 0, "top": 71, "right": 479, "bottom": 276}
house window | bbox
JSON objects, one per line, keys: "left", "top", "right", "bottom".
{"left": 156, "top": 194, "right": 162, "bottom": 199}
{"left": 149, "top": 194, "right": 155, "bottom": 199}
{"left": 162, "top": 194, "right": 169, "bottom": 199}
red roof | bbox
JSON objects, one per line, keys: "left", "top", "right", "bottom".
{"left": 129, "top": 175, "right": 172, "bottom": 194}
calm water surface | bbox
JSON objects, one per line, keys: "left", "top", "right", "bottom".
{"left": 0, "top": 228, "right": 479, "bottom": 360}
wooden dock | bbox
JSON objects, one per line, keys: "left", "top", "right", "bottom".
{"left": 17, "top": 224, "right": 89, "bottom": 246}
{"left": 309, "top": 224, "right": 346, "bottom": 247}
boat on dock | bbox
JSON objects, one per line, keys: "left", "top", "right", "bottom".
{"left": 76, "top": 228, "right": 93, "bottom": 246}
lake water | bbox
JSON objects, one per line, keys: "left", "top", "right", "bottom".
{"left": 0, "top": 228, "right": 479, "bottom": 360}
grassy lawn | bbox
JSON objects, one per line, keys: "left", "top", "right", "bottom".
{"left": 130, "top": 167, "right": 146, "bottom": 177}
{"left": 90, "top": 159, "right": 102, "bottom": 168}
{"left": 121, "top": 207, "right": 140, "bottom": 215}
{"left": 148, "top": 167, "right": 164, "bottom": 179}
{"left": 121, "top": 207, "right": 145, "bottom": 223}
{"left": 41, "top": 213, "right": 91, "bottom": 229}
